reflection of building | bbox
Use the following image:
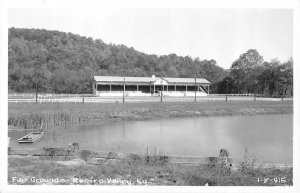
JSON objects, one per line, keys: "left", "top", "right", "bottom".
{"left": 92, "top": 75, "right": 211, "bottom": 97}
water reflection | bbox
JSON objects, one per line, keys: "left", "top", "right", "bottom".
{"left": 9, "top": 114, "right": 292, "bottom": 164}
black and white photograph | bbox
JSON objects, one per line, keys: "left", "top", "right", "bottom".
{"left": 0, "top": 0, "right": 299, "bottom": 192}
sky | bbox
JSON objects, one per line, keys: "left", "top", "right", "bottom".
{"left": 8, "top": 8, "right": 293, "bottom": 69}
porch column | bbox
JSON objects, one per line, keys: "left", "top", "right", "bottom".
{"left": 186, "top": 85, "right": 187, "bottom": 91}
{"left": 110, "top": 84, "right": 112, "bottom": 92}
{"left": 137, "top": 84, "right": 139, "bottom": 91}
{"left": 167, "top": 85, "right": 168, "bottom": 91}
{"left": 175, "top": 84, "right": 176, "bottom": 91}
{"left": 208, "top": 85, "right": 210, "bottom": 94}
{"left": 154, "top": 84, "right": 155, "bottom": 93}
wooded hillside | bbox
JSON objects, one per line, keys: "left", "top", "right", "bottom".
{"left": 8, "top": 28, "right": 292, "bottom": 95}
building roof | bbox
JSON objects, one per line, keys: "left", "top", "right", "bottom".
{"left": 93, "top": 76, "right": 210, "bottom": 84}
{"left": 164, "top": 77, "right": 210, "bottom": 84}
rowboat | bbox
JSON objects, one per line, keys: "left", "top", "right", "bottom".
{"left": 18, "top": 132, "right": 44, "bottom": 143}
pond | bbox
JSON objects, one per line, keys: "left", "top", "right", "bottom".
{"left": 9, "top": 114, "right": 293, "bottom": 164}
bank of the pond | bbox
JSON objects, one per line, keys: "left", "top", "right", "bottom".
{"left": 8, "top": 101, "right": 293, "bottom": 130}
{"left": 8, "top": 155, "right": 293, "bottom": 186}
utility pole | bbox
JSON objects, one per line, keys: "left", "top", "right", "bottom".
{"left": 281, "top": 80, "right": 284, "bottom": 102}
{"left": 123, "top": 77, "right": 125, "bottom": 103}
{"left": 35, "top": 55, "right": 38, "bottom": 103}
{"left": 82, "top": 82, "right": 85, "bottom": 103}
{"left": 194, "top": 78, "right": 197, "bottom": 102}
{"left": 160, "top": 77, "right": 163, "bottom": 103}
{"left": 68, "top": 78, "right": 70, "bottom": 95}
{"left": 291, "top": 76, "right": 293, "bottom": 96}
{"left": 226, "top": 78, "right": 228, "bottom": 102}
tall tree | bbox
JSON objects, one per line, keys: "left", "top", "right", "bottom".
{"left": 230, "top": 49, "right": 264, "bottom": 93}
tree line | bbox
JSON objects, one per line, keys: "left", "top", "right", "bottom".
{"left": 8, "top": 28, "right": 293, "bottom": 96}
{"left": 216, "top": 49, "right": 293, "bottom": 96}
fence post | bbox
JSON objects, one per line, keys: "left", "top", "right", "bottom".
{"left": 146, "top": 147, "right": 149, "bottom": 163}
{"left": 8, "top": 137, "right": 11, "bottom": 153}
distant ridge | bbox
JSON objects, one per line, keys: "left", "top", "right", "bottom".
{"left": 8, "top": 27, "right": 226, "bottom": 93}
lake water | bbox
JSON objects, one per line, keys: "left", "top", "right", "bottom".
{"left": 9, "top": 114, "right": 293, "bottom": 164}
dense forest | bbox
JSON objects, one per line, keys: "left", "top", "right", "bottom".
{"left": 8, "top": 28, "right": 293, "bottom": 95}
{"left": 217, "top": 50, "right": 293, "bottom": 96}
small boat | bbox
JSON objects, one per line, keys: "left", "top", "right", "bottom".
{"left": 18, "top": 132, "right": 44, "bottom": 143}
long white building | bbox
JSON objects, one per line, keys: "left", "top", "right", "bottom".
{"left": 92, "top": 75, "right": 211, "bottom": 97}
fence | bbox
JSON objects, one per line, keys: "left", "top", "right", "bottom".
{"left": 8, "top": 93, "right": 94, "bottom": 98}
{"left": 8, "top": 93, "right": 293, "bottom": 104}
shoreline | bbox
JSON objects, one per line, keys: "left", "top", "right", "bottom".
{"left": 8, "top": 154, "right": 293, "bottom": 186}
{"left": 8, "top": 111, "right": 293, "bottom": 132}
{"left": 8, "top": 101, "right": 293, "bottom": 130}
{"left": 8, "top": 101, "right": 294, "bottom": 186}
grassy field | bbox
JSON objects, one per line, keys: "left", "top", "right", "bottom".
{"left": 8, "top": 101, "right": 293, "bottom": 130}
{"left": 8, "top": 155, "right": 293, "bottom": 186}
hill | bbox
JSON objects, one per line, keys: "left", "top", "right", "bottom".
{"left": 8, "top": 28, "right": 227, "bottom": 93}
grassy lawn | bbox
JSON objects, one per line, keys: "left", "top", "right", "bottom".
{"left": 8, "top": 156, "right": 293, "bottom": 186}
{"left": 8, "top": 101, "right": 293, "bottom": 130}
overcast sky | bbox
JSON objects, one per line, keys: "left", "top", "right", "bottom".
{"left": 8, "top": 8, "right": 293, "bottom": 69}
